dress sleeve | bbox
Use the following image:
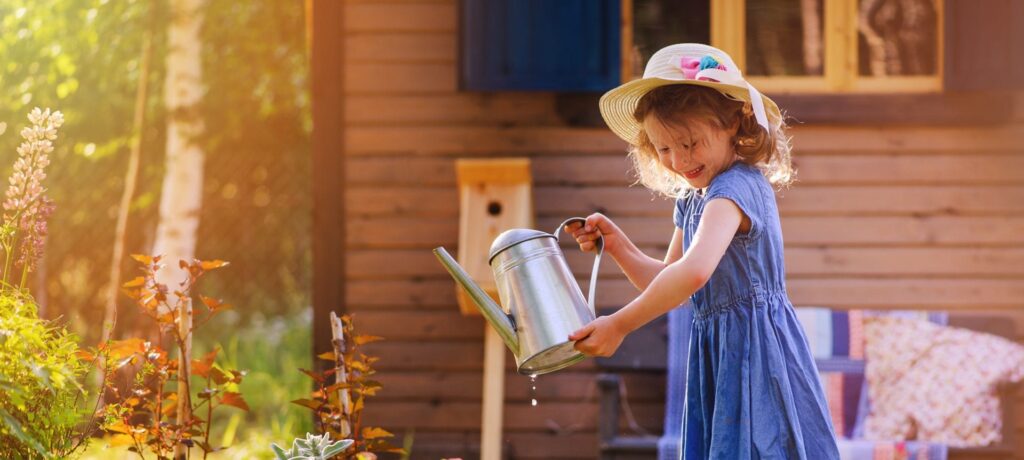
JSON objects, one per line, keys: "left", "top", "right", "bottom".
{"left": 704, "top": 166, "right": 766, "bottom": 239}
{"left": 673, "top": 195, "right": 687, "bottom": 229}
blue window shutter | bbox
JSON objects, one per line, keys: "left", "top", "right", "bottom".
{"left": 462, "top": 0, "right": 621, "bottom": 92}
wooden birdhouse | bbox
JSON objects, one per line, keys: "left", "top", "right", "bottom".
{"left": 454, "top": 158, "right": 534, "bottom": 316}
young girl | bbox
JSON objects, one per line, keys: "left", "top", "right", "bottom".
{"left": 565, "top": 43, "right": 840, "bottom": 459}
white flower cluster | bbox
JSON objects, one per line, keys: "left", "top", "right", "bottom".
{"left": 4, "top": 108, "right": 62, "bottom": 214}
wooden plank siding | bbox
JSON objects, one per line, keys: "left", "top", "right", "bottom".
{"left": 336, "top": 1, "right": 1024, "bottom": 458}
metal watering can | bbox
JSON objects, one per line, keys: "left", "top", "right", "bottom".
{"left": 433, "top": 218, "right": 603, "bottom": 375}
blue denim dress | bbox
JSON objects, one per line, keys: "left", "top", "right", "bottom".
{"left": 673, "top": 162, "right": 840, "bottom": 459}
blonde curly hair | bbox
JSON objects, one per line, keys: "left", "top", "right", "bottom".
{"left": 627, "top": 85, "right": 794, "bottom": 198}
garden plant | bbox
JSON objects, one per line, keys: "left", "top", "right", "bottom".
{"left": 289, "top": 313, "right": 404, "bottom": 459}
{"left": 79, "top": 253, "right": 250, "bottom": 458}
{"left": 0, "top": 108, "right": 90, "bottom": 459}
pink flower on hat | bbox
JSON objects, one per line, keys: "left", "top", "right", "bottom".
{"left": 679, "top": 56, "right": 727, "bottom": 82}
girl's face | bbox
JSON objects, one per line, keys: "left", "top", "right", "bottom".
{"left": 642, "top": 114, "right": 738, "bottom": 190}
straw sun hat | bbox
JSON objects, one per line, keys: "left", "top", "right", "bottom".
{"left": 599, "top": 43, "right": 782, "bottom": 144}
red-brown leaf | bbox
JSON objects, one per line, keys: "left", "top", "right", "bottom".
{"left": 290, "top": 398, "right": 324, "bottom": 411}
{"left": 349, "top": 361, "right": 369, "bottom": 373}
{"left": 191, "top": 348, "right": 219, "bottom": 378}
{"left": 209, "top": 366, "right": 232, "bottom": 385}
{"left": 362, "top": 427, "right": 394, "bottom": 440}
{"left": 105, "top": 421, "right": 132, "bottom": 434}
{"left": 101, "top": 338, "right": 146, "bottom": 360}
{"left": 156, "top": 311, "right": 176, "bottom": 325}
{"left": 123, "top": 276, "right": 146, "bottom": 288}
{"left": 75, "top": 349, "right": 96, "bottom": 362}
{"left": 299, "top": 368, "right": 325, "bottom": 384}
{"left": 354, "top": 334, "right": 384, "bottom": 346}
{"left": 199, "top": 259, "right": 229, "bottom": 271}
{"left": 131, "top": 254, "right": 153, "bottom": 265}
{"left": 324, "top": 382, "right": 355, "bottom": 393}
{"left": 220, "top": 392, "right": 249, "bottom": 411}
{"left": 198, "top": 295, "right": 232, "bottom": 313}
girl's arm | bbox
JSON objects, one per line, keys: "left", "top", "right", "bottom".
{"left": 605, "top": 225, "right": 682, "bottom": 291}
{"left": 567, "top": 213, "right": 683, "bottom": 291}
{"left": 571, "top": 198, "right": 743, "bottom": 357}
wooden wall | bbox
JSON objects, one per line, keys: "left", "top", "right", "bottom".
{"left": 337, "top": 1, "right": 1024, "bottom": 457}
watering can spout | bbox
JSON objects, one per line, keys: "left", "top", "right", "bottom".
{"left": 433, "top": 247, "right": 519, "bottom": 355}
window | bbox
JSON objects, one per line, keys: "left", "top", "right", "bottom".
{"left": 629, "top": 0, "right": 943, "bottom": 93}
{"left": 459, "top": 0, "right": 1019, "bottom": 104}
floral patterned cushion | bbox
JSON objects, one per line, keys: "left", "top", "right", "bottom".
{"left": 862, "top": 316, "right": 1024, "bottom": 447}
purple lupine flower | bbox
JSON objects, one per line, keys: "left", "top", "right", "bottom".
{"left": 16, "top": 196, "right": 54, "bottom": 272}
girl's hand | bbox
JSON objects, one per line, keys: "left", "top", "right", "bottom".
{"left": 569, "top": 315, "right": 627, "bottom": 357}
{"left": 563, "top": 213, "right": 623, "bottom": 255}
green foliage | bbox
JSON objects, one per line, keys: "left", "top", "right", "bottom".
{"left": 0, "top": 107, "right": 86, "bottom": 458}
{"left": 294, "top": 315, "right": 403, "bottom": 458}
{"left": 0, "top": 0, "right": 169, "bottom": 340}
{"left": 212, "top": 310, "right": 314, "bottom": 443}
{"left": 0, "top": 0, "right": 311, "bottom": 344}
{"left": 271, "top": 433, "right": 353, "bottom": 460}
{"left": 0, "top": 290, "right": 86, "bottom": 458}
{"left": 84, "top": 254, "right": 248, "bottom": 458}
{"left": 194, "top": 0, "right": 311, "bottom": 321}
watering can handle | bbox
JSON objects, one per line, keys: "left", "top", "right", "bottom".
{"left": 555, "top": 217, "right": 603, "bottom": 316}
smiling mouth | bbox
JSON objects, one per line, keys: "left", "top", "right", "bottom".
{"left": 683, "top": 166, "right": 704, "bottom": 179}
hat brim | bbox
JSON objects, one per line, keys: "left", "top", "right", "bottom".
{"left": 599, "top": 77, "right": 782, "bottom": 144}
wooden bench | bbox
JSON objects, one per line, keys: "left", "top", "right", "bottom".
{"left": 595, "top": 307, "right": 1019, "bottom": 460}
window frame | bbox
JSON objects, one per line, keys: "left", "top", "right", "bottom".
{"left": 623, "top": 0, "right": 945, "bottom": 93}
{"left": 722, "top": 0, "right": 943, "bottom": 93}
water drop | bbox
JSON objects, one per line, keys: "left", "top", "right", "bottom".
{"left": 529, "top": 374, "right": 539, "bottom": 407}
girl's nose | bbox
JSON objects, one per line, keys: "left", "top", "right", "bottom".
{"left": 671, "top": 151, "right": 688, "bottom": 171}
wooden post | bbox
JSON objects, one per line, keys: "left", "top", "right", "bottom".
{"left": 454, "top": 159, "right": 533, "bottom": 460}
{"left": 310, "top": 0, "right": 346, "bottom": 373}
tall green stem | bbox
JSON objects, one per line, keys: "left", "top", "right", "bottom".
{"left": 2, "top": 208, "right": 26, "bottom": 288}
{"left": 2, "top": 244, "right": 11, "bottom": 286}
{"left": 18, "top": 261, "right": 27, "bottom": 290}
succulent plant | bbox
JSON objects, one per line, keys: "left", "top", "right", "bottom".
{"left": 271, "top": 432, "right": 353, "bottom": 460}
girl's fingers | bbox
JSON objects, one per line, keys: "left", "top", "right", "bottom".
{"left": 574, "top": 338, "right": 592, "bottom": 354}
{"left": 571, "top": 229, "right": 600, "bottom": 252}
{"left": 569, "top": 323, "right": 595, "bottom": 341}
{"left": 574, "top": 336, "right": 604, "bottom": 356}
{"left": 563, "top": 221, "right": 583, "bottom": 234}
{"left": 586, "top": 213, "right": 607, "bottom": 232}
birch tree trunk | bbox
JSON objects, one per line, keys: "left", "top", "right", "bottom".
{"left": 155, "top": 0, "right": 205, "bottom": 457}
